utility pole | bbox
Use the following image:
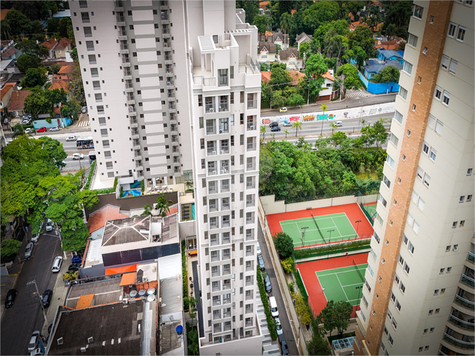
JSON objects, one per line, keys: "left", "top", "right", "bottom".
{"left": 300, "top": 226, "right": 309, "bottom": 247}
{"left": 27, "top": 280, "right": 48, "bottom": 325}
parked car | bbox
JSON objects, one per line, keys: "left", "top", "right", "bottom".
{"left": 279, "top": 107, "right": 287, "bottom": 113}
{"left": 25, "top": 128, "right": 34, "bottom": 134}
{"left": 271, "top": 126, "right": 281, "bottom": 132}
{"left": 28, "top": 331, "right": 40, "bottom": 352}
{"left": 5, "top": 289, "right": 17, "bottom": 308}
{"left": 31, "top": 233, "right": 40, "bottom": 243}
{"left": 283, "top": 121, "right": 292, "bottom": 127}
{"left": 42, "top": 289, "right": 53, "bottom": 308}
{"left": 72, "top": 153, "right": 84, "bottom": 160}
{"left": 66, "top": 135, "right": 77, "bottom": 141}
{"left": 45, "top": 219, "right": 54, "bottom": 232}
{"left": 24, "top": 242, "right": 34, "bottom": 259}
{"left": 256, "top": 242, "right": 261, "bottom": 255}
{"left": 51, "top": 256, "right": 63, "bottom": 273}
{"left": 30, "top": 348, "right": 43, "bottom": 356}
{"left": 68, "top": 264, "right": 79, "bottom": 272}
{"left": 275, "top": 318, "right": 283, "bottom": 335}
{"left": 72, "top": 255, "right": 82, "bottom": 264}
{"left": 264, "top": 275, "right": 272, "bottom": 293}
{"left": 81, "top": 106, "right": 87, "bottom": 114}
{"left": 22, "top": 118, "right": 31, "bottom": 125}
{"left": 280, "top": 340, "right": 289, "bottom": 355}
{"left": 50, "top": 126, "right": 60, "bottom": 131}
{"left": 257, "top": 254, "right": 265, "bottom": 271}
{"left": 269, "top": 121, "right": 279, "bottom": 128}
{"left": 37, "top": 127, "right": 47, "bottom": 133}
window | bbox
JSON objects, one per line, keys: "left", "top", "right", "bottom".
{"left": 422, "top": 47, "right": 428, "bottom": 55}
{"left": 399, "top": 86, "right": 408, "bottom": 99}
{"left": 439, "top": 268, "right": 445, "bottom": 274}
{"left": 429, "top": 147, "right": 437, "bottom": 161}
{"left": 86, "top": 41, "right": 94, "bottom": 51}
{"left": 81, "top": 12, "right": 90, "bottom": 23}
{"left": 459, "top": 220, "right": 465, "bottom": 227}
{"left": 400, "top": 283, "right": 405, "bottom": 293}
{"left": 408, "top": 242, "right": 414, "bottom": 254}
{"left": 413, "top": 4, "right": 423, "bottom": 18}
{"left": 423, "top": 173, "right": 431, "bottom": 187}
{"left": 448, "top": 22, "right": 456, "bottom": 37}
{"left": 467, "top": 168, "right": 473, "bottom": 175}
{"left": 447, "top": 267, "right": 452, "bottom": 273}
{"left": 389, "top": 133, "right": 399, "bottom": 147}
{"left": 422, "top": 142, "right": 429, "bottom": 154}
{"left": 390, "top": 292, "right": 396, "bottom": 302}
{"left": 417, "top": 197, "right": 425, "bottom": 210}
{"left": 441, "top": 288, "right": 446, "bottom": 294}
{"left": 428, "top": 309, "right": 433, "bottom": 315}
{"left": 388, "top": 334, "right": 394, "bottom": 345}
{"left": 392, "top": 319, "right": 397, "bottom": 329}
{"left": 398, "top": 255, "right": 404, "bottom": 266}
{"left": 457, "top": 26, "right": 466, "bottom": 41}
{"left": 467, "top": 194, "right": 472, "bottom": 202}
{"left": 441, "top": 55, "right": 449, "bottom": 69}
{"left": 383, "top": 175, "right": 391, "bottom": 188}
{"left": 408, "top": 33, "right": 418, "bottom": 47}
{"left": 386, "top": 155, "right": 395, "bottom": 168}
{"left": 84, "top": 27, "right": 92, "bottom": 37}
{"left": 218, "top": 69, "right": 228, "bottom": 86}
{"left": 442, "top": 91, "right": 450, "bottom": 105}
{"left": 449, "top": 59, "right": 458, "bottom": 74}
{"left": 403, "top": 262, "right": 410, "bottom": 274}
{"left": 435, "top": 308, "right": 440, "bottom": 314}
{"left": 403, "top": 234, "right": 408, "bottom": 246}
{"left": 394, "top": 274, "right": 400, "bottom": 285}
{"left": 402, "top": 61, "right": 413, "bottom": 74}
{"left": 394, "top": 110, "right": 403, "bottom": 124}
{"left": 434, "top": 86, "right": 442, "bottom": 100}
{"left": 435, "top": 119, "right": 443, "bottom": 134}
{"left": 379, "top": 195, "right": 387, "bottom": 207}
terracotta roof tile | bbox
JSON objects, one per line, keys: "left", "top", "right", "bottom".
{"left": 87, "top": 205, "right": 128, "bottom": 234}
{"left": 0, "top": 9, "right": 12, "bottom": 21}
{"left": 1, "top": 83, "right": 15, "bottom": 99}
{"left": 49, "top": 79, "right": 70, "bottom": 93}
{"left": 261, "top": 71, "right": 271, "bottom": 84}
{"left": 41, "top": 38, "right": 58, "bottom": 51}
{"left": 56, "top": 38, "right": 71, "bottom": 51}
{"left": 8, "top": 90, "right": 30, "bottom": 111}
{"left": 322, "top": 71, "right": 334, "bottom": 82}
{"left": 288, "top": 70, "right": 306, "bottom": 85}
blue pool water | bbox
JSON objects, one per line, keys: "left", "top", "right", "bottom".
{"left": 122, "top": 189, "right": 141, "bottom": 198}
{"left": 192, "top": 204, "right": 195, "bottom": 220}
{"left": 131, "top": 180, "right": 141, "bottom": 189}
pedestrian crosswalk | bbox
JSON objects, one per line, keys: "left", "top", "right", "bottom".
{"left": 345, "top": 89, "right": 374, "bottom": 99}
{"left": 75, "top": 120, "right": 90, "bottom": 128}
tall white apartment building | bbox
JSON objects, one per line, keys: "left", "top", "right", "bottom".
{"left": 70, "top": 0, "right": 262, "bottom": 354}
{"left": 354, "top": 1, "right": 474, "bottom": 356}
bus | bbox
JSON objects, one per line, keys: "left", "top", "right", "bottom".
{"left": 89, "top": 151, "right": 96, "bottom": 161}
{"left": 76, "top": 137, "right": 94, "bottom": 149}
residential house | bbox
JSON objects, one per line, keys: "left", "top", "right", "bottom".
{"left": 8, "top": 90, "right": 30, "bottom": 117}
{"left": 0, "top": 9, "right": 12, "bottom": 20}
{"left": 54, "top": 38, "right": 72, "bottom": 58}
{"left": 0, "top": 83, "right": 15, "bottom": 110}
{"left": 319, "top": 70, "right": 337, "bottom": 101}
{"left": 1, "top": 40, "right": 21, "bottom": 61}
{"left": 267, "top": 31, "right": 289, "bottom": 50}
{"left": 377, "top": 49, "right": 404, "bottom": 63}
{"left": 41, "top": 38, "right": 59, "bottom": 59}
{"left": 278, "top": 47, "right": 302, "bottom": 70}
{"left": 257, "top": 43, "right": 278, "bottom": 64}
{"left": 260, "top": 70, "right": 305, "bottom": 86}
{"left": 374, "top": 36, "right": 406, "bottom": 51}
{"left": 363, "top": 49, "right": 404, "bottom": 80}
{"left": 295, "top": 32, "right": 312, "bottom": 50}
{"left": 350, "top": 21, "right": 383, "bottom": 32}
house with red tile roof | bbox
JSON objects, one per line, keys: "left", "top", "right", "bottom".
{"left": 87, "top": 204, "right": 128, "bottom": 238}
{"left": 8, "top": 90, "right": 31, "bottom": 117}
{"left": 41, "top": 38, "right": 59, "bottom": 59}
{"left": 0, "top": 9, "right": 12, "bottom": 21}
{"left": 54, "top": 38, "right": 72, "bottom": 58}
{"left": 0, "top": 83, "right": 15, "bottom": 110}
{"left": 374, "top": 37, "right": 405, "bottom": 51}
{"left": 350, "top": 21, "right": 383, "bottom": 32}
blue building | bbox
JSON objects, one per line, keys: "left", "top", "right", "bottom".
{"left": 363, "top": 49, "right": 404, "bottom": 80}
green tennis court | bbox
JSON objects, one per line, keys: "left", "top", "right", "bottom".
{"left": 317, "top": 264, "right": 367, "bottom": 306}
{"left": 280, "top": 212, "right": 358, "bottom": 247}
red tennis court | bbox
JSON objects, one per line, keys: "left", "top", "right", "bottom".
{"left": 297, "top": 253, "right": 369, "bottom": 318}
{"left": 266, "top": 203, "right": 373, "bottom": 249}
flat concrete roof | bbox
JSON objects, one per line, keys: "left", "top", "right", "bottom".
{"left": 48, "top": 301, "right": 144, "bottom": 355}
{"left": 65, "top": 278, "right": 123, "bottom": 309}
{"left": 102, "top": 216, "right": 151, "bottom": 246}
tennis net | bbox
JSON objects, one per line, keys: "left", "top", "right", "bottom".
{"left": 311, "top": 212, "right": 326, "bottom": 243}
{"left": 353, "top": 259, "right": 365, "bottom": 283}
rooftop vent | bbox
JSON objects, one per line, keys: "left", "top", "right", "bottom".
{"left": 57, "top": 337, "right": 63, "bottom": 345}
{"left": 88, "top": 337, "right": 93, "bottom": 343}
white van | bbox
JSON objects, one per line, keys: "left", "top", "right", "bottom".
{"left": 269, "top": 296, "right": 279, "bottom": 318}
{"left": 51, "top": 256, "right": 63, "bottom": 273}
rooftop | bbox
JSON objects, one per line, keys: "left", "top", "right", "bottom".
{"left": 88, "top": 204, "right": 128, "bottom": 234}
{"left": 102, "top": 216, "right": 151, "bottom": 246}
{"left": 8, "top": 90, "right": 30, "bottom": 111}
{"left": 48, "top": 301, "right": 144, "bottom": 355}
{"left": 64, "top": 277, "right": 123, "bottom": 309}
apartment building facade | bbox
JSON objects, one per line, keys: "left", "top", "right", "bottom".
{"left": 70, "top": 0, "right": 262, "bottom": 354}
{"left": 354, "top": 1, "right": 474, "bottom": 355}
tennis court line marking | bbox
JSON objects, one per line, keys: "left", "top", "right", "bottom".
{"left": 330, "top": 217, "right": 343, "bottom": 237}
{"left": 317, "top": 267, "right": 367, "bottom": 278}
{"left": 336, "top": 274, "right": 350, "bottom": 301}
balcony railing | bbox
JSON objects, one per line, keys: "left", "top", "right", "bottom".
{"left": 443, "top": 333, "right": 475, "bottom": 349}
{"left": 212, "top": 285, "right": 220, "bottom": 292}
{"left": 211, "top": 255, "right": 219, "bottom": 262}
{"left": 468, "top": 251, "right": 474, "bottom": 263}
{"left": 222, "top": 203, "right": 230, "bottom": 210}
{"left": 461, "top": 274, "right": 475, "bottom": 287}
{"left": 224, "top": 323, "right": 232, "bottom": 331}
{"left": 208, "top": 168, "right": 218, "bottom": 176}
{"left": 212, "top": 271, "right": 220, "bottom": 278}
{"left": 206, "top": 105, "right": 216, "bottom": 113}
{"left": 454, "top": 295, "right": 475, "bottom": 310}
{"left": 220, "top": 147, "right": 229, "bottom": 154}
{"left": 449, "top": 315, "right": 475, "bottom": 331}
{"left": 221, "top": 185, "right": 230, "bottom": 193}
{"left": 247, "top": 124, "right": 256, "bottom": 131}
{"left": 223, "top": 283, "right": 231, "bottom": 290}
{"left": 219, "top": 104, "right": 228, "bottom": 112}
{"left": 223, "top": 311, "right": 231, "bottom": 318}
{"left": 223, "top": 297, "right": 231, "bottom": 304}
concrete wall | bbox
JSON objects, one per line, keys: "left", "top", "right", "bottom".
{"left": 359, "top": 72, "right": 400, "bottom": 95}
{"left": 260, "top": 194, "right": 359, "bottom": 215}
{"left": 199, "top": 333, "right": 262, "bottom": 356}
{"left": 158, "top": 254, "right": 181, "bottom": 280}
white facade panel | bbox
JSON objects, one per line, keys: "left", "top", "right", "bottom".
{"left": 135, "top": 37, "right": 156, "bottom": 49}
{"left": 137, "top": 51, "right": 157, "bottom": 62}
{"left": 148, "top": 154, "right": 167, "bottom": 165}
{"left": 139, "top": 76, "right": 160, "bottom": 86}
{"left": 132, "top": 9, "right": 153, "bottom": 22}
{"left": 143, "top": 113, "right": 161, "bottom": 123}
{"left": 141, "top": 89, "right": 161, "bottom": 100}
{"left": 150, "top": 166, "right": 168, "bottom": 176}
{"left": 144, "top": 124, "right": 163, "bottom": 134}
{"left": 143, "top": 101, "right": 161, "bottom": 112}
{"left": 134, "top": 24, "right": 155, "bottom": 35}
{"left": 146, "top": 135, "right": 165, "bottom": 145}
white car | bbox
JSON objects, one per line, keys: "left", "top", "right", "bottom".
{"left": 25, "top": 128, "right": 34, "bottom": 134}
{"left": 46, "top": 219, "right": 54, "bottom": 232}
{"left": 257, "top": 242, "right": 261, "bottom": 255}
{"left": 28, "top": 331, "right": 40, "bottom": 352}
{"left": 66, "top": 135, "right": 77, "bottom": 141}
{"left": 24, "top": 242, "right": 34, "bottom": 259}
{"left": 31, "top": 233, "right": 40, "bottom": 243}
{"left": 50, "top": 126, "right": 60, "bottom": 131}
{"left": 72, "top": 153, "right": 84, "bottom": 160}
{"left": 81, "top": 106, "right": 87, "bottom": 114}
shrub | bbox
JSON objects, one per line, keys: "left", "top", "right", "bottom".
{"left": 294, "top": 239, "right": 371, "bottom": 260}
{"left": 288, "top": 282, "right": 295, "bottom": 293}
{"left": 281, "top": 257, "right": 294, "bottom": 273}
{"left": 257, "top": 268, "right": 278, "bottom": 340}
{"left": 1, "top": 239, "right": 21, "bottom": 263}
{"left": 292, "top": 291, "right": 313, "bottom": 326}
{"left": 84, "top": 160, "right": 96, "bottom": 190}
{"left": 274, "top": 232, "right": 294, "bottom": 259}
{"left": 181, "top": 240, "right": 189, "bottom": 310}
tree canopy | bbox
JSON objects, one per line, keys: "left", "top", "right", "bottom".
{"left": 20, "top": 67, "right": 47, "bottom": 89}
{"left": 373, "top": 65, "right": 400, "bottom": 83}
{"left": 336, "top": 64, "right": 363, "bottom": 93}
{"left": 16, "top": 54, "right": 42, "bottom": 73}
{"left": 317, "top": 300, "right": 353, "bottom": 337}
{"left": 273, "top": 232, "right": 294, "bottom": 259}
{"left": 24, "top": 87, "right": 67, "bottom": 119}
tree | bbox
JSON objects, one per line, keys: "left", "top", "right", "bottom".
{"left": 141, "top": 204, "right": 153, "bottom": 216}
{"left": 1, "top": 239, "right": 22, "bottom": 263}
{"left": 281, "top": 257, "right": 294, "bottom": 273}
{"left": 286, "top": 93, "right": 305, "bottom": 107}
{"left": 24, "top": 87, "right": 67, "bottom": 119}
{"left": 280, "top": 12, "right": 294, "bottom": 34}
{"left": 20, "top": 68, "right": 47, "bottom": 88}
{"left": 260, "top": 62, "right": 269, "bottom": 72}
{"left": 269, "top": 63, "right": 292, "bottom": 91}
{"left": 252, "top": 14, "right": 268, "bottom": 34}
{"left": 381, "top": 1, "right": 412, "bottom": 38}
{"left": 270, "top": 90, "right": 286, "bottom": 109}
{"left": 348, "top": 25, "right": 376, "bottom": 60}
{"left": 342, "top": 45, "right": 366, "bottom": 70}
{"left": 260, "top": 125, "right": 266, "bottom": 141}
{"left": 336, "top": 64, "right": 363, "bottom": 95}
{"left": 303, "top": 1, "right": 339, "bottom": 30}
{"left": 284, "top": 129, "right": 289, "bottom": 139}
{"left": 325, "top": 34, "right": 348, "bottom": 69}
{"left": 1, "top": 9, "right": 31, "bottom": 39}
{"left": 16, "top": 54, "right": 42, "bottom": 73}
{"left": 156, "top": 194, "right": 172, "bottom": 218}
{"left": 373, "top": 65, "right": 400, "bottom": 83}
{"left": 305, "top": 53, "right": 328, "bottom": 100}
{"left": 320, "top": 104, "right": 328, "bottom": 136}
{"left": 50, "top": 63, "right": 61, "bottom": 74}
{"left": 292, "top": 291, "right": 312, "bottom": 326}
{"left": 307, "top": 323, "right": 332, "bottom": 355}
{"left": 16, "top": 40, "right": 48, "bottom": 58}
{"left": 273, "top": 232, "right": 294, "bottom": 259}
{"left": 292, "top": 120, "right": 302, "bottom": 138}
{"left": 236, "top": 0, "right": 259, "bottom": 25}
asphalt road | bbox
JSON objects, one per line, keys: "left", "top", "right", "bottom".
{"left": 258, "top": 224, "right": 299, "bottom": 356}
{"left": 1, "top": 233, "right": 62, "bottom": 355}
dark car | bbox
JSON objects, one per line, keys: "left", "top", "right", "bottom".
{"left": 5, "top": 289, "right": 17, "bottom": 308}
{"left": 269, "top": 121, "right": 279, "bottom": 128}
{"left": 257, "top": 254, "right": 265, "bottom": 271}
{"left": 271, "top": 126, "right": 281, "bottom": 132}
{"left": 281, "top": 340, "right": 289, "bottom": 355}
{"left": 42, "top": 289, "right": 53, "bottom": 308}
{"left": 264, "top": 275, "right": 272, "bottom": 293}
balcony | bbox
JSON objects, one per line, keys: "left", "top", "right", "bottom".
{"left": 448, "top": 314, "right": 474, "bottom": 331}
{"left": 247, "top": 123, "right": 256, "bottom": 131}
{"left": 206, "top": 105, "right": 216, "bottom": 114}
{"left": 461, "top": 274, "right": 474, "bottom": 288}
{"left": 223, "top": 281, "right": 231, "bottom": 290}
{"left": 443, "top": 333, "right": 475, "bottom": 350}
{"left": 454, "top": 295, "right": 475, "bottom": 310}
{"left": 208, "top": 168, "right": 218, "bottom": 176}
{"left": 222, "top": 220, "right": 230, "bottom": 228}
{"left": 221, "top": 203, "right": 230, "bottom": 211}
{"left": 223, "top": 296, "right": 231, "bottom": 304}
{"left": 212, "top": 298, "right": 221, "bottom": 306}
{"left": 207, "top": 148, "right": 217, "bottom": 156}
{"left": 220, "top": 167, "right": 229, "bottom": 175}
{"left": 211, "top": 254, "right": 219, "bottom": 263}
{"left": 224, "top": 323, "right": 232, "bottom": 332}
{"left": 164, "top": 55, "right": 173, "bottom": 64}
{"left": 114, "top": 0, "right": 124, "bottom": 11}
{"left": 219, "top": 104, "right": 228, "bottom": 112}
{"left": 468, "top": 251, "right": 474, "bottom": 263}
{"left": 117, "top": 16, "right": 126, "bottom": 26}
{"left": 208, "top": 186, "right": 218, "bottom": 195}
{"left": 212, "top": 270, "right": 220, "bottom": 278}
{"left": 221, "top": 185, "right": 230, "bottom": 193}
